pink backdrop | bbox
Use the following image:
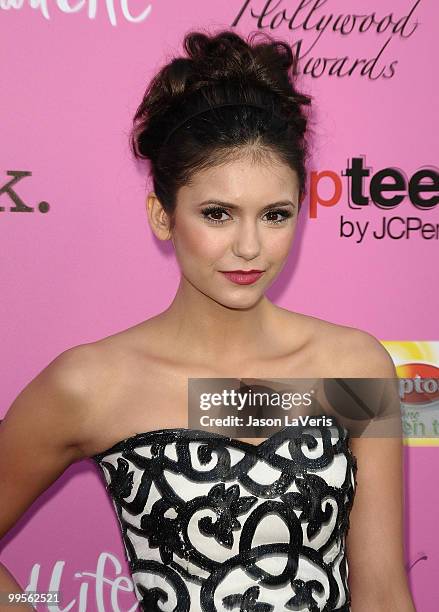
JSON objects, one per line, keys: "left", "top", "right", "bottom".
{"left": 1, "top": 0, "right": 438, "bottom": 610}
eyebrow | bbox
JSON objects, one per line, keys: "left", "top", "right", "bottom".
{"left": 197, "top": 199, "right": 296, "bottom": 211}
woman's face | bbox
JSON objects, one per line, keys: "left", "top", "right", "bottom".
{"left": 170, "top": 154, "right": 300, "bottom": 309}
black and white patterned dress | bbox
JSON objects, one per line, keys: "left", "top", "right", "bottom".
{"left": 92, "top": 420, "right": 358, "bottom": 611}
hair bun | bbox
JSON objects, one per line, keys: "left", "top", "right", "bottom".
{"left": 130, "top": 27, "right": 312, "bottom": 216}
{"left": 131, "top": 29, "right": 311, "bottom": 160}
{"left": 183, "top": 30, "right": 299, "bottom": 100}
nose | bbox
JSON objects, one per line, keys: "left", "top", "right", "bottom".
{"left": 232, "top": 218, "right": 261, "bottom": 260}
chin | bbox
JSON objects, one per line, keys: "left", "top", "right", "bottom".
{"left": 215, "top": 293, "right": 264, "bottom": 310}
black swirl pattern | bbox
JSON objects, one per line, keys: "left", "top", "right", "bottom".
{"left": 92, "top": 420, "right": 358, "bottom": 611}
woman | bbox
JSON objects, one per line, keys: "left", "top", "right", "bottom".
{"left": 0, "top": 29, "right": 415, "bottom": 611}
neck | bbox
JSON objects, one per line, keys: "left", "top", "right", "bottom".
{"left": 156, "top": 275, "right": 280, "bottom": 364}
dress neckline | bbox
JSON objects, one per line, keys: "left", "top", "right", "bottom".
{"left": 90, "top": 379, "right": 326, "bottom": 461}
{"left": 91, "top": 427, "right": 285, "bottom": 461}
{"left": 91, "top": 421, "right": 356, "bottom": 463}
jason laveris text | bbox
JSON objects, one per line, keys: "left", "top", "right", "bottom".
{"left": 199, "top": 415, "right": 334, "bottom": 428}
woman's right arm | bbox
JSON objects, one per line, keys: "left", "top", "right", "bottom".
{"left": 0, "top": 344, "right": 99, "bottom": 611}
{"left": 0, "top": 563, "right": 36, "bottom": 611}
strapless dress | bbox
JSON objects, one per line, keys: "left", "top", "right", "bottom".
{"left": 92, "top": 419, "right": 358, "bottom": 611}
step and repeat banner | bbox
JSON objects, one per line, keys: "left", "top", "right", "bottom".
{"left": 1, "top": 1, "right": 437, "bottom": 610}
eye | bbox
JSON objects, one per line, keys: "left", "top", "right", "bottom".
{"left": 201, "top": 206, "right": 294, "bottom": 226}
{"left": 263, "top": 209, "right": 293, "bottom": 224}
{"left": 201, "top": 205, "right": 231, "bottom": 225}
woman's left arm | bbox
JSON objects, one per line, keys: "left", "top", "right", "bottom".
{"left": 346, "top": 333, "right": 416, "bottom": 611}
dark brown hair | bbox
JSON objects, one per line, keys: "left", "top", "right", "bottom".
{"left": 129, "top": 29, "right": 313, "bottom": 230}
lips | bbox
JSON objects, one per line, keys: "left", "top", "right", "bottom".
{"left": 220, "top": 270, "right": 265, "bottom": 285}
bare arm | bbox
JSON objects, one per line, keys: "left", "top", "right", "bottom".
{"left": 0, "top": 563, "right": 36, "bottom": 611}
{"left": 345, "top": 332, "right": 416, "bottom": 611}
{"left": 0, "top": 345, "right": 97, "bottom": 611}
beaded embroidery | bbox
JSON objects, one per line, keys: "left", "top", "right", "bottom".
{"left": 92, "top": 420, "right": 358, "bottom": 611}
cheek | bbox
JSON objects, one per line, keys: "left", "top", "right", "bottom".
{"left": 174, "top": 222, "right": 227, "bottom": 262}
{"left": 264, "top": 229, "right": 295, "bottom": 260}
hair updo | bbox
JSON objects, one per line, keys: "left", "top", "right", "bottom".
{"left": 129, "top": 29, "right": 312, "bottom": 231}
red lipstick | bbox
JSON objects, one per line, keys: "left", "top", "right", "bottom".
{"left": 220, "top": 270, "right": 265, "bottom": 285}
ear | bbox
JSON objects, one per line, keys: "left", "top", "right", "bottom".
{"left": 146, "top": 192, "right": 172, "bottom": 241}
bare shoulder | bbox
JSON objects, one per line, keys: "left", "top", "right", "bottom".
{"left": 283, "top": 309, "right": 396, "bottom": 378}
{"left": 33, "top": 341, "right": 115, "bottom": 410}
{"left": 46, "top": 340, "right": 129, "bottom": 450}
{"left": 0, "top": 342, "right": 123, "bottom": 541}
{"left": 38, "top": 342, "right": 109, "bottom": 395}
{"left": 1, "top": 341, "right": 119, "bottom": 463}
{"left": 328, "top": 324, "right": 397, "bottom": 378}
